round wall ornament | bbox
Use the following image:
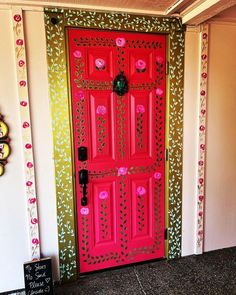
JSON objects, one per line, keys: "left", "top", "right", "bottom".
{"left": 0, "top": 112, "right": 11, "bottom": 176}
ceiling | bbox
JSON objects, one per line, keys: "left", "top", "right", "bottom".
{"left": 2, "top": 0, "right": 236, "bottom": 25}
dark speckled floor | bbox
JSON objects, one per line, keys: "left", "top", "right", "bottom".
{"left": 55, "top": 247, "right": 236, "bottom": 295}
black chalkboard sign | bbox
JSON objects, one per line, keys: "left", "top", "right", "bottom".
{"left": 24, "top": 258, "right": 54, "bottom": 295}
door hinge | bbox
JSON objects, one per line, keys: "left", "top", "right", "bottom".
{"left": 165, "top": 228, "right": 168, "bottom": 240}
{"left": 165, "top": 60, "right": 169, "bottom": 75}
{"left": 165, "top": 148, "right": 169, "bottom": 161}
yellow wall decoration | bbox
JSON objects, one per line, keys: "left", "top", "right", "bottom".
{"left": 0, "top": 113, "right": 11, "bottom": 176}
{"left": 44, "top": 8, "right": 185, "bottom": 282}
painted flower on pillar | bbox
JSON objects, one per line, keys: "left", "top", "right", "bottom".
{"left": 27, "top": 162, "right": 33, "bottom": 168}
{"left": 95, "top": 58, "right": 106, "bottom": 70}
{"left": 118, "top": 167, "right": 128, "bottom": 176}
{"left": 29, "top": 198, "right": 36, "bottom": 204}
{"left": 16, "top": 39, "right": 23, "bottom": 46}
{"left": 115, "top": 37, "right": 126, "bottom": 47}
{"left": 135, "top": 59, "right": 146, "bottom": 72}
{"left": 23, "top": 122, "right": 30, "bottom": 128}
{"left": 19, "top": 60, "right": 25, "bottom": 67}
{"left": 14, "top": 14, "right": 22, "bottom": 22}
{"left": 199, "top": 195, "right": 204, "bottom": 201}
{"left": 19, "top": 80, "right": 26, "bottom": 87}
{"left": 199, "top": 125, "right": 205, "bottom": 131}
{"left": 20, "top": 101, "right": 27, "bottom": 107}
{"left": 32, "top": 238, "right": 39, "bottom": 245}
{"left": 199, "top": 178, "right": 204, "bottom": 185}
{"left": 200, "top": 144, "right": 205, "bottom": 150}
{"left": 31, "top": 218, "right": 38, "bottom": 224}
{"left": 200, "top": 90, "right": 206, "bottom": 96}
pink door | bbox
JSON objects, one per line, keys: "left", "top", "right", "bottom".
{"left": 68, "top": 28, "right": 166, "bottom": 273}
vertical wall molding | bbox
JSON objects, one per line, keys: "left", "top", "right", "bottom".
{"left": 195, "top": 23, "right": 209, "bottom": 254}
{"left": 12, "top": 7, "right": 40, "bottom": 259}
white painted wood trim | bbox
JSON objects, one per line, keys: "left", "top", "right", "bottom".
{"left": 11, "top": 6, "right": 40, "bottom": 259}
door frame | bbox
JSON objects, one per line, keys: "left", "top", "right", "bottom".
{"left": 44, "top": 8, "right": 185, "bottom": 282}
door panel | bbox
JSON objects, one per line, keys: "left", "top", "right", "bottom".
{"left": 68, "top": 28, "right": 166, "bottom": 273}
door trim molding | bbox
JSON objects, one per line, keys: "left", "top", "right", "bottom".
{"left": 44, "top": 8, "right": 185, "bottom": 282}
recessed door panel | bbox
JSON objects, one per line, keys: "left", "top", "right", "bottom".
{"left": 89, "top": 92, "right": 115, "bottom": 161}
{"left": 68, "top": 28, "right": 166, "bottom": 273}
{"left": 130, "top": 92, "right": 153, "bottom": 159}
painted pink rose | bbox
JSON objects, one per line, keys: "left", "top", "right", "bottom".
{"left": 14, "top": 14, "right": 22, "bottom": 22}
{"left": 16, "top": 39, "right": 23, "bottom": 46}
{"left": 25, "top": 143, "right": 32, "bottom": 149}
{"left": 198, "top": 211, "right": 203, "bottom": 217}
{"left": 19, "top": 60, "right": 25, "bottom": 67}
{"left": 80, "top": 207, "right": 89, "bottom": 215}
{"left": 29, "top": 198, "right": 36, "bottom": 204}
{"left": 99, "top": 191, "right": 108, "bottom": 200}
{"left": 201, "top": 109, "right": 206, "bottom": 115}
{"left": 32, "top": 238, "right": 39, "bottom": 245}
{"left": 115, "top": 37, "right": 126, "bottom": 47}
{"left": 27, "top": 162, "right": 33, "bottom": 168}
{"left": 156, "top": 88, "right": 163, "bottom": 96}
{"left": 23, "top": 122, "right": 30, "bottom": 128}
{"left": 201, "top": 72, "right": 207, "bottom": 79}
{"left": 202, "top": 33, "right": 208, "bottom": 40}
{"left": 96, "top": 105, "right": 107, "bottom": 115}
{"left": 19, "top": 80, "right": 26, "bottom": 87}
{"left": 135, "top": 59, "right": 146, "bottom": 71}
{"left": 154, "top": 172, "right": 162, "bottom": 180}
{"left": 75, "top": 90, "right": 84, "bottom": 100}
{"left": 20, "top": 101, "right": 27, "bottom": 107}
{"left": 201, "top": 54, "right": 207, "bottom": 60}
{"left": 118, "top": 167, "right": 128, "bottom": 176}
{"left": 200, "top": 90, "right": 206, "bottom": 96}
{"left": 73, "top": 50, "right": 82, "bottom": 58}
{"left": 136, "top": 186, "right": 146, "bottom": 196}
{"left": 199, "top": 178, "right": 204, "bottom": 185}
{"left": 156, "top": 56, "right": 164, "bottom": 64}
{"left": 198, "top": 160, "right": 204, "bottom": 166}
{"left": 199, "top": 195, "right": 204, "bottom": 201}
{"left": 26, "top": 181, "right": 33, "bottom": 186}
{"left": 31, "top": 218, "right": 38, "bottom": 224}
{"left": 95, "top": 58, "right": 106, "bottom": 70}
{"left": 200, "top": 144, "right": 205, "bottom": 150}
{"left": 199, "top": 125, "right": 205, "bottom": 131}
{"left": 136, "top": 104, "right": 145, "bottom": 114}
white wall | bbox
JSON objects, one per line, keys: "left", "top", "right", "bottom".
{"left": 0, "top": 9, "right": 59, "bottom": 293}
{"left": 182, "top": 29, "right": 200, "bottom": 256}
{"left": 204, "top": 23, "right": 236, "bottom": 251}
